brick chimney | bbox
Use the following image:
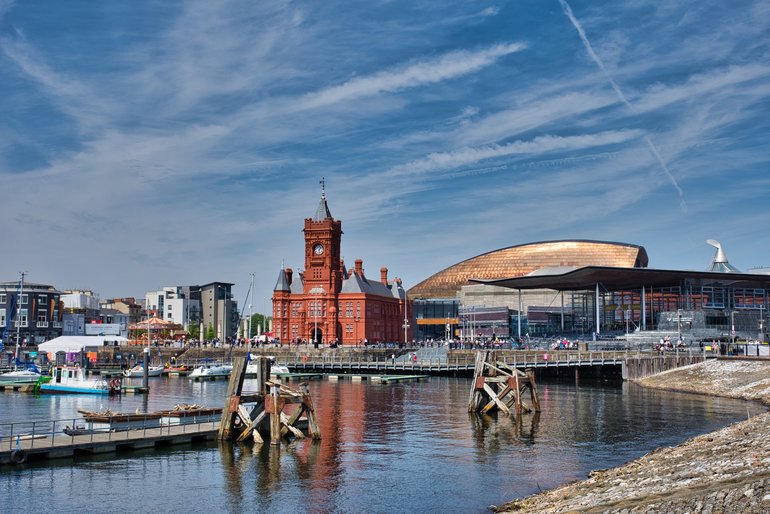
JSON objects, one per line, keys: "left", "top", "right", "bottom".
{"left": 380, "top": 267, "right": 388, "bottom": 285}
{"left": 355, "top": 259, "right": 363, "bottom": 276}
{"left": 285, "top": 267, "right": 293, "bottom": 286}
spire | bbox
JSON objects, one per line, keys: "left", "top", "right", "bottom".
{"left": 313, "top": 177, "right": 332, "bottom": 221}
{"left": 706, "top": 239, "right": 740, "bottom": 272}
{"left": 273, "top": 268, "right": 290, "bottom": 292}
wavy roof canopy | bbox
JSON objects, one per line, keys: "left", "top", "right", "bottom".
{"left": 408, "top": 240, "right": 648, "bottom": 299}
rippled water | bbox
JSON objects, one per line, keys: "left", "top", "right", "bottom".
{"left": 0, "top": 376, "right": 755, "bottom": 513}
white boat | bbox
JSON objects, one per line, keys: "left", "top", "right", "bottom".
{"left": 245, "top": 362, "right": 290, "bottom": 375}
{"left": 39, "top": 365, "right": 121, "bottom": 395}
{"left": 189, "top": 363, "right": 232, "bottom": 379}
{"left": 0, "top": 368, "right": 42, "bottom": 383}
{"left": 271, "top": 364, "right": 290, "bottom": 374}
{"left": 123, "top": 364, "right": 164, "bottom": 378}
{"left": 245, "top": 354, "right": 290, "bottom": 376}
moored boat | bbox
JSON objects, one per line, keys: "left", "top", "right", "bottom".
{"left": 189, "top": 363, "right": 232, "bottom": 379}
{"left": 245, "top": 356, "right": 290, "bottom": 375}
{"left": 123, "top": 364, "right": 164, "bottom": 378}
{"left": 39, "top": 365, "right": 121, "bottom": 395}
{"left": 163, "top": 364, "right": 190, "bottom": 375}
{"left": 0, "top": 368, "right": 42, "bottom": 383}
{"left": 156, "top": 404, "right": 223, "bottom": 425}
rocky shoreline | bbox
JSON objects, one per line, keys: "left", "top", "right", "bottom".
{"left": 494, "top": 358, "right": 770, "bottom": 513}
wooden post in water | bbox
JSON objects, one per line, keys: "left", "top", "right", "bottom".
{"left": 269, "top": 380, "right": 282, "bottom": 445}
{"left": 218, "top": 356, "right": 248, "bottom": 440}
{"left": 219, "top": 356, "right": 320, "bottom": 444}
{"left": 468, "top": 351, "right": 540, "bottom": 416}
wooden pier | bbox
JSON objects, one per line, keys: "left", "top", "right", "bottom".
{"left": 0, "top": 418, "right": 218, "bottom": 465}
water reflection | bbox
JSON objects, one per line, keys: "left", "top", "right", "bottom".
{"left": 0, "top": 377, "right": 755, "bottom": 514}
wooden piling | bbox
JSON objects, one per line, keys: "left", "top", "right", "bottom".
{"left": 218, "top": 357, "right": 248, "bottom": 440}
{"left": 219, "top": 357, "right": 321, "bottom": 445}
{"left": 468, "top": 351, "right": 541, "bottom": 416}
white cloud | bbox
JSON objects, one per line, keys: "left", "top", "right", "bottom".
{"left": 296, "top": 42, "right": 526, "bottom": 110}
{"left": 388, "top": 129, "right": 643, "bottom": 176}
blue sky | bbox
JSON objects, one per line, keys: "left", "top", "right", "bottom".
{"left": 1, "top": 0, "right": 769, "bottom": 312}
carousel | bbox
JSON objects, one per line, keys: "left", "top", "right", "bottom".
{"left": 127, "top": 317, "right": 184, "bottom": 346}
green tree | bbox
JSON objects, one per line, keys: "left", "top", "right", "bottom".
{"left": 249, "top": 313, "right": 271, "bottom": 337}
{"left": 188, "top": 323, "right": 200, "bottom": 340}
{"left": 204, "top": 324, "right": 216, "bottom": 340}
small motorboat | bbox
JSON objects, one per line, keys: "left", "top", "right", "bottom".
{"left": 40, "top": 365, "right": 121, "bottom": 395}
{"left": 189, "top": 363, "right": 232, "bottom": 379}
{"left": 123, "top": 364, "right": 164, "bottom": 378}
{"left": 245, "top": 356, "right": 290, "bottom": 375}
{"left": 163, "top": 364, "right": 190, "bottom": 375}
{"left": 271, "top": 364, "right": 290, "bottom": 374}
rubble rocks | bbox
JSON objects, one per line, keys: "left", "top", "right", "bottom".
{"left": 495, "top": 359, "right": 770, "bottom": 513}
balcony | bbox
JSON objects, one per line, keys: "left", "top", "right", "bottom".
{"left": 37, "top": 321, "right": 49, "bottom": 328}
{"left": 52, "top": 321, "right": 63, "bottom": 329}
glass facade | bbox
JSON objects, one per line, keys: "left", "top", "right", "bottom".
{"left": 413, "top": 298, "right": 458, "bottom": 341}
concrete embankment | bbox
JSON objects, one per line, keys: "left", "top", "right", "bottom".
{"left": 495, "top": 358, "right": 770, "bottom": 514}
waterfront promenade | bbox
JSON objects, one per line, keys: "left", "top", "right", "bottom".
{"left": 495, "top": 357, "right": 770, "bottom": 513}
{"left": 89, "top": 345, "right": 707, "bottom": 380}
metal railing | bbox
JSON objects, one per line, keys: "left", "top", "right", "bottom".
{"left": 84, "top": 347, "right": 712, "bottom": 375}
{"left": 278, "top": 348, "right": 708, "bottom": 371}
{"left": 1, "top": 414, "right": 220, "bottom": 452}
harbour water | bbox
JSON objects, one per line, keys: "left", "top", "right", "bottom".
{"left": 0, "top": 376, "right": 753, "bottom": 513}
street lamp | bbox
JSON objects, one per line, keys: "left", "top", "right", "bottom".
{"left": 402, "top": 302, "right": 410, "bottom": 346}
{"left": 730, "top": 310, "right": 736, "bottom": 347}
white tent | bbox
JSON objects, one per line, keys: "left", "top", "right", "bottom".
{"left": 38, "top": 335, "right": 129, "bottom": 356}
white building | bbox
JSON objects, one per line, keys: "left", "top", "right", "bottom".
{"left": 145, "top": 286, "right": 200, "bottom": 329}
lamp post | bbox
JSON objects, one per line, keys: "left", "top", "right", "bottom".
{"left": 402, "top": 301, "right": 409, "bottom": 346}
{"left": 730, "top": 310, "right": 736, "bottom": 347}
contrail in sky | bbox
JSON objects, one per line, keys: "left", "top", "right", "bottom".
{"left": 558, "top": 0, "right": 686, "bottom": 210}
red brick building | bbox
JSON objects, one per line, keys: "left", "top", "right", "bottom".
{"left": 272, "top": 189, "right": 411, "bottom": 346}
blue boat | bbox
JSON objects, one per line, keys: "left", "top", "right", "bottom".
{"left": 39, "top": 365, "right": 121, "bottom": 395}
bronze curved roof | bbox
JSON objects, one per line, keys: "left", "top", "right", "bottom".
{"left": 408, "top": 240, "right": 648, "bottom": 299}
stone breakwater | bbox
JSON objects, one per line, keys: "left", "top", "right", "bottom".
{"left": 495, "top": 359, "right": 770, "bottom": 514}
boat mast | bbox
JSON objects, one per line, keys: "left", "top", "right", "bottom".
{"left": 14, "top": 272, "right": 25, "bottom": 370}
{"left": 249, "top": 273, "right": 254, "bottom": 348}
{"left": 146, "top": 296, "right": 151, "bottom": 360}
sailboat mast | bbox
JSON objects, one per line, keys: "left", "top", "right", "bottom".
{"left": 14, "top": 272, "right": 25, "bottom": 369}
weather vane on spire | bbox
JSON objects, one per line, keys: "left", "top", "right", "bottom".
{"left": 320, "top": 177, "right": 326, "bottom": 198}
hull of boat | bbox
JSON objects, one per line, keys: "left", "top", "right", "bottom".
{"left": 39, "top": 384, "right": 114, "bottom": 395}
{"left": 0, "top": 372, "right": 42, "bottom": 384}
{"left": 189, "top": 365, "right": 232, "bottom": 379}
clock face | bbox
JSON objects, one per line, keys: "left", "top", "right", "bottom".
{"left": 313, "top": 244, "right": 324, "bottom": 255}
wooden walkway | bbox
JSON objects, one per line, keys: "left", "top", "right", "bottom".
{"left": 0, "top": 420, "right": 218, "bottom": 465}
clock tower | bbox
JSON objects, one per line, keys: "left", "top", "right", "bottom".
{"left": 302, "top": 181, "right": 343, "bottom": 343}
{"left": 273, "top": 180, "right": 411, "bottom": 346}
